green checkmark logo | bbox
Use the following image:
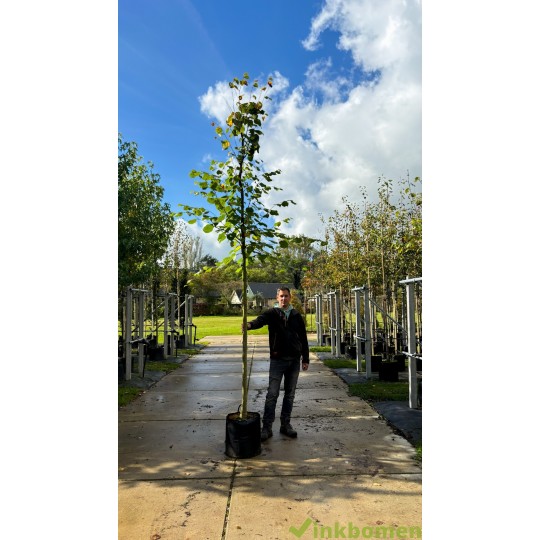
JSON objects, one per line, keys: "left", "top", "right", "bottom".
{"left": 289, "top": 517, "right": 312, "bottom": 538}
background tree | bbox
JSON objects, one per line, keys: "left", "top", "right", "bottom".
{"left": 188, "top": 266, "right": 235, "bottom": 313}
{"left": 197, "top": 254, "right": 219, "bottom": 271}
{"left": 302, "top": 176, "right": 422, "bottom": 334}
{"left": 272, "top": 234, "right": 319, "bottom": 291}
{"left": 162, "top": 220, "right": 205, "bottom": 298}
{"left": 118, "top": 134, "right": 175, "bottom": 290}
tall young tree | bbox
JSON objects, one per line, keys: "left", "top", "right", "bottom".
{"left": 178, "top": 73, "right": 298, "bottom": 419}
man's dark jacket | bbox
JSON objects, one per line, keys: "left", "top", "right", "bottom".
{"left": 249, "top": 307, "right": 310, "bottom": 363}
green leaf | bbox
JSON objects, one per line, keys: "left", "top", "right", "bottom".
{"left": 188, "top": 219, "right": 197, "bottom": 224}
{"left": 203, "top": 224, "right": 214, "bottom": 233}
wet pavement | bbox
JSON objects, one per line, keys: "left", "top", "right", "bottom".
{"left": 118, "top": 334, "right": 422, "bottom": 539}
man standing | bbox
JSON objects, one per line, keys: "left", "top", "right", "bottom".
{"left": 244, "top": 287, "right": 310, "bottom": 441}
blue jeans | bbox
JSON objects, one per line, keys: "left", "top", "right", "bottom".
{"left": 262, "top": 356, "right": 301, "bottom": 427}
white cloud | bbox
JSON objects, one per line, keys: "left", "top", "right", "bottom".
{"left": 197, "top": 0, "right": 421, "bottom": 246}
{"left": 198, "top": 71, "right": 290, "bottom": 124}
{"left": 185, "top": 219, "right": 233, "bottom": 261}
{"left": 198, "top": 80, "right": 234, "bottom": 125}
{"left": 304, "top": 58, "right": 352, "bottom": 103}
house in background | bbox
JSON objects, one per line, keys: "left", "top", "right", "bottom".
{"left": 230, "top": 282, "right": 295, "bottom": 310}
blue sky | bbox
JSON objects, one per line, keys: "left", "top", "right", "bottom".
{"left": 119, "top": 0, "right": 422, "bottom": 259}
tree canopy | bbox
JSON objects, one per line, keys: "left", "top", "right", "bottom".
{"left": 118, "top": 135, "right": 175, "bottom": 289}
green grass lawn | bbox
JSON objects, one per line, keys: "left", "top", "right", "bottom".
{"left": 118, "top": 315, "right": 268, "bottom": 342}
{"left": 192, "top": 315, "right": 268, "bottom": 338}
{"left": 348, "top": 381, "right": 409, "bottom": 401}
{"left": 119, "top": 387, "right": 144, "bottom": 407}
{"left": 323, "top": 358, "right": 359, "bottom": 369}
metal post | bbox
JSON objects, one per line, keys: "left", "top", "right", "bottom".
{"left": 189, "top": 295, "right": 194, "bottom": 346}
{"left": 163, "top": 293, "right": 169, "bottom": 357}
{"left": 318, "top": 294, "right": 323, "bottom": 346}
{"left": 170, "top": 294, "right": 176, "bottom": 351}
{"left": 125, "top": 288, "right": 132, "bottom": 380}
{"left": 364, "top": 287, "right": 372, "bottom": 378}
{"left": 138, "top": 291, "right": 145, "bottom": 376}
{"left": 184, "top": 294, "right": 190, "bottom": 348}
{"left": 328, "top": 292, "right": 336, "bottom": 356}
{"left": 354, "top": 287, "right": 362, "bottom": 372}
{"left": 405, "top": 281, "right": 418, "bottom": 408}
{"left": 315, "top": 294, "right": 323, "bottom": 346}
{"left": 335, "top": 289, "right": 342, "bottom": 356}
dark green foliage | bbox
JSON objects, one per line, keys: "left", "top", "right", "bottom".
{"left": 118, "top": 135, "right": 175, "bottom": 289}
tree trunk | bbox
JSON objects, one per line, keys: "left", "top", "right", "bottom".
{"left": 238, "top": 155, "right": 249, "bottom": 420}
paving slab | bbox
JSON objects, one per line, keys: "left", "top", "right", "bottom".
{"left": 118, "top": 478, "right": 229, "bottom": 540}
{"left": 119, "top": 418, "right": 237, "bottom": 480}
{"left": 227, "top": 474, "right": 422, "bottom": 540}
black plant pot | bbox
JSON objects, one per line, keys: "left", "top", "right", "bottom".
{"left": 394, "top": 353, "right": 406, "bottom": 372}
{"left": 118, "top": 357, "right": 125, "bottom": 382}
{"left": 340, "top": 342, "right": 347, "bottom": 354}
{"left": 346, "top": 346, "right": 356, "bottom": 359}
{"left": 370, "top": 355, "right": 382, "bottom": 372}
{"left": 321, "top": 334, "right": 329, "bottom": 346}
{"left": 379, "top": 361, "right": 399, "bottom": 382}
{"left": 225, "top": 411, "right": 262, "bottom": 459}
{"left": 417, "top": 358, "right": 422, "bottom": 371}
{"left": 148, "top": 346, "right": 165, "bottom": 361}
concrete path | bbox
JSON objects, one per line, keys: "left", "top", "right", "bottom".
{"left": 119, "top": 335, "right": 422, "bottom": 540}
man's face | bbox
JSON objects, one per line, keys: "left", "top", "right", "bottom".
{"left": 277, "top": 289, "right": 291, "bottom": 308}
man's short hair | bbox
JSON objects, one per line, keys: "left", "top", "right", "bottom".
{"left": 277, "top": 287, "right": 291, "bottom": 295}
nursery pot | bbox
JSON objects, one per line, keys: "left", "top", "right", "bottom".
{"left": 394, "top": 353, "right": 406, "bottom": 372}
{"left": 370, "top": 355, "right": 382, "bottom": 372}
{"left": 340, "top": 342, "right": 347, "bottom": 354}
{"left": 118, "top": 357, "right": 125, "bottom": 382}
{"left": 148, "top": 346, "right": 164, "bottom": 361}
{"left": 346, "top": 345, "right": 356, "bottom": 359}
{"left": 379, "top": 361, "right": 399, "bottom": 382}
{"left": 225, "top": 411, "right": 262, "bottom": 459}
